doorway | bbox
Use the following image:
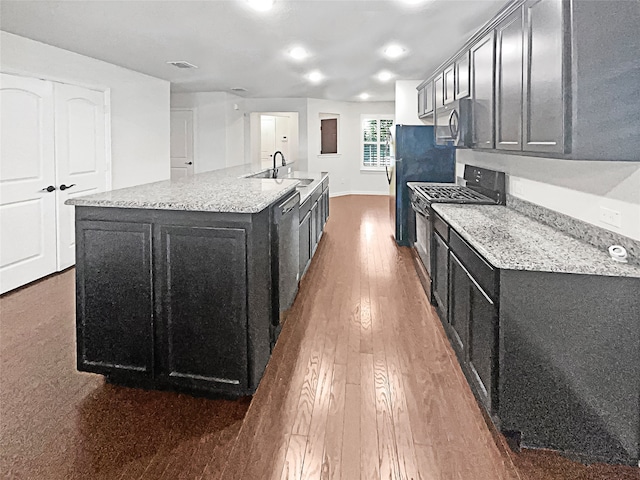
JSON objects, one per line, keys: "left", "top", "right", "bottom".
{"left": 249, "top": 112, "right": 299, "bottom": 169}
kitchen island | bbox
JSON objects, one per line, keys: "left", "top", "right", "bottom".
{"left": 429, "top": 202, "right": 640, "bottom": 466}
{"left": 67, "top": 165, "right": 328, "bottom": 397}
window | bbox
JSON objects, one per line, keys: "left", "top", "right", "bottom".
{"left": 319, "top": 113, "right": 340, "bottom": 155}
{"left": 361, "top": 115, "right": 394, "bottom": 169}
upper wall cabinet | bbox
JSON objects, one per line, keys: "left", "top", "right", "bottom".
{"left": 470, "top": 32, "right": 495, "bottom": 149}
{"left": 417, "top": 0, "right": 640, "bottom": 161}
{"left": 418, "top": 81, "right": 435, "bottom": 119}
{"left": 443, "top": 65, "right": 456, "bottom": 104}
{"left": 522, "top": 0, "right": 565, "bottom": 153}
{"left": 455, "top": 52, "right": 470, "bottom": 99}
{"left": 495, "top": 7, "right": 524, "bottom": 151}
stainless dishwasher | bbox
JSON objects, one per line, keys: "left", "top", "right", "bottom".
{"left": 271, "top": 192, "right": 300, "bottom": 341}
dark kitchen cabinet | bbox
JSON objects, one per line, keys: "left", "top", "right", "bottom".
{"left": 522, "top": 0, "right": 565, "bottom": 153}
{"left": 432, "top": 231, "right": 449, "bottom": 321}
{"left": 155, "top": 225, "right": 248, "bottom": 390}
{"left": 76, "top": 220, "right": 154, "bottom": 378}
{"left": 443, "top": 65, "right": 455, "bottom": 104}
{"left": 448, "top": 253, "right": 470, "bottom": 362}
{"left": 455, "top": 52, "right": 470, "bottom": 99}
{"left": 424, "top": 81, "right": 434, "bottom": 116}
{"left": 322, "top": 187, "right": 330, "bottom": 224}
{"left": 434, "top": 73, "right": 445, "bottom": 110}
{"left": 495, "top": 8, "right": 524, "bottom": 151}
{"left": 75, "top": 205, "right": 273, "bottom": 397}
{"left": 467, "top": 271, "right": 497, "bottom": 412}
{"left": 299, "top": 210, "right": 311, "bottom": 278}
{"left": 470, "top": 31, "right": 495, "bottom": 149}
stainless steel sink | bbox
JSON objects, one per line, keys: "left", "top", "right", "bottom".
{"left": 295, "top": 178, "right": 314, "bottom": 186}
{"left": 247, "top": 170, "right": 275, "bottom": 179}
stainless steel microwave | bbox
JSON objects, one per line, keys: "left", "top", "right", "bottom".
{"left": 435, "top": 98, "right": 472, "bottom": 147}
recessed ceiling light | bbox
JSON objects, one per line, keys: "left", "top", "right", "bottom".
{"left": 289, "top": 46, "right": 309, "bottom": 61}
{"left": 359, "top": 93, "right": 370, "bottom": 100}
{"left": 384, "top": 44, "right": 406, "bottom": 59}
{"left": 247, "top": 0, "right": 274, "bottom": 12}
{"left": 166, "top": 61, "right": 198, "bottom": 69}
{"left": 307, "top": 71, "right": 323, "bottom": 83}
{"left": 377, "top": 70, "right": 394, "bottom": 82}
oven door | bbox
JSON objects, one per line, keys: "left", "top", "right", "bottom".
{"left": 412, "top": 204, "right": 432, "bottom": 277}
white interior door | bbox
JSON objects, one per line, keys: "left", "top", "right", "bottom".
{"left": 260, "top": 115, "right": 276, "bottom": 168}
{"left": 54, "top": 82, "right": 107, "bottom": 270}
{"left": 170, "top": 109, "right": 194, "bottom": 179}
{"left": 275, "top": 116, "right": 290, "bottom": 162}
{"left": 0, "top": 73, "right": 57, "bottom": 294}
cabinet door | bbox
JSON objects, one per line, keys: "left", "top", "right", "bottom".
{"left": 444, "top": 65, "right": 456, "bottom": 104}
{"left": 299, "top": 211, "right": 311, "bottom": 278}
{"left": 471, "top": 31, "right": 496, "bottom": 149}
{"left": 315, "top": 199, "right": 323, "bottom": 243}
{"left": 468, "top": 276, "right": 497, "bottom": 412}
{"left": 76, "top": 220, "right": 153, "bottom": 377}
{"left": 523, "top": 0, "right": 565, "bottom": 153}
{"left": 322, "top": 188, "right": 329, "bottom": 225}
{"left": 448, "top": 253, "right": 470, "bottom": 362}
{"left": 455, "top": 52, "right": 470, "bottom": 99}
{"left": 434, "top": 74, "right": 445, "bottom": 109}
{"left": 496, "top": 8, "right": 524, "bottom": 151}
{"left": 418, "top": 88, "right": 425, "bottom": 117}
{"left": 311, "top": 201, "right": 318, "bottom": 254}
{"left": 157, "top": 225, "right": 248, "bottom": 389}
{"left": 432, "top": 231, "right": 449, "bottom": 322}
{"left": 425, "top": 82, "right": 434, "bottom": 115}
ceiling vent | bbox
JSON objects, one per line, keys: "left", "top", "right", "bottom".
{"left": 231, "top": 87, "right": 247, "bottom": 92}
{"left": 167, "top": 61, "right": 198, "bottom": 69}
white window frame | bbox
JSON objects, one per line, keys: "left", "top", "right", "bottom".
{"left": 360, "top": 114, "right": 394, "bottom": 171}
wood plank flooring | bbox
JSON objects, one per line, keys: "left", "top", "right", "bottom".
{"left": 1, "top": 195, "right": 638, "bottom": 480}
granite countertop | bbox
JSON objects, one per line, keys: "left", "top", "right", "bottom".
{"left": 66, "top": 164, "right": 328, "bottom": 214}
{"left": 432, "top": 204, "right": 640, "bottom": 278}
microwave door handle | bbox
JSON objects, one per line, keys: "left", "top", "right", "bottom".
{"left": 449, "top": 109, "right": 459, "bottom": 140}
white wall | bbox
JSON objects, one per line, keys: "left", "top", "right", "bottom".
{"left": 395, "top": 80, "right": 431, "bottom": 126}
{"left": 1, "top": 32, "right": 170, "bottom": 189}
{"left": 307, "top": 99, "right": 395, "bottom": 196}
{"left": 457, "top": 150, "right": 640, "bottom": 240}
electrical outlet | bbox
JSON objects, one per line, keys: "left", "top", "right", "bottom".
{"left": 599, "top": 206, "right": 621, "bottom": 228}
{"left": 511, "top": 178, "right": 524, "bottom": 195}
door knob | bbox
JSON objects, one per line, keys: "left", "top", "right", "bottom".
{"left": 41, "top": 186, "right": 56, "bottom": 193}
{"left": 59, "top": 184, "right": 76, "bottom": 191}
{"left": 185, "top": 162, "right": 193, "bottom": 165}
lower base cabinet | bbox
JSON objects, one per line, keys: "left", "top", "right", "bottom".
{"left": 430, "top": 209, "right": 640, "bottom": 466}
{"left": 76, "top": 206, "right": 273, "bottom": 396}
{"left": 299, "top": 180, "right": 329, "bottom": 281}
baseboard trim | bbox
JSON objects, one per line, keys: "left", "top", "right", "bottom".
{"left": 330, "top": 191, "right": 389, "bottom": 198}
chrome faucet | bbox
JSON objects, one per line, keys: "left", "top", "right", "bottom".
{"left": 272, "top": 151, "right": 286, "bottom": 178}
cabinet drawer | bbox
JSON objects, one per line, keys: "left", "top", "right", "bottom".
{"left": 299, "top": 197, "right": 311, "bottom": 221}
{"left": 311, "top": 186, "right": 322, "bottom": 205}
{"left": 433, "top": 211, "right": 449, "bottom": 241}
{"left": 449, "top": 229, "right": 497, "bottom": 300}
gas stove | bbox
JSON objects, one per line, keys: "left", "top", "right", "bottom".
{"left": 412, "top": 184, "right": 494, "bottom": 204}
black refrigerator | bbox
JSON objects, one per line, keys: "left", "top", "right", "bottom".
{"left": 388, "top": 125, "right": 455, "bottom": 246}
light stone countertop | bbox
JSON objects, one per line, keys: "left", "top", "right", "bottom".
{"left": 432, "top": 204, "right": 640, "bottom": 278}
{"left": 66, "top": 164, "right": 328, "bottom": 214}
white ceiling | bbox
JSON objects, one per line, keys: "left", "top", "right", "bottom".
{"left": 0, "top": 0, "right": 507, "bottom": 102}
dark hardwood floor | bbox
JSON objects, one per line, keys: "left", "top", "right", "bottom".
{"left": 1, "top": 195, "right": 637, "bottom": 479}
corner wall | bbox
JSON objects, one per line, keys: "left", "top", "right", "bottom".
{"left": 1, "top": 31, "right": 171, "bottom": 189}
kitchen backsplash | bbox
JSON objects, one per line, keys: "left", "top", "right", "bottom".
{"left": 507, "top": 195, "right": 640, "bottom": 266}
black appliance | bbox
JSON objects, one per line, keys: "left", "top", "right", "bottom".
{"left": 387, "top": 125, "right": 455, "bottom": 246}
{"left": 435, "top": 98, "right": 473, "bottom": 147}
{"left": 408, "top": 165, "right": 505, "bottom": 301}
